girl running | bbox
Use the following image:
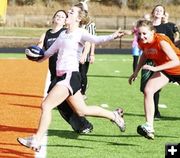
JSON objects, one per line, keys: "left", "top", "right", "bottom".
{"left": 17, "top": 2, "right": 125, "bottom": 151}
{"left": 129, "top": 19, "right": 180, "bottom": 139}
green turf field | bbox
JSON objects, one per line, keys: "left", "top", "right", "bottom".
{"left": 0, "top": 27, "right": 133, "bottom": 38}
{"left": 1, "top": 54, "right": 179, "bottom": 158}
{"left": 0, "top": 53, "right": 25, "bottom": 58}
{"left": 47, "top": 54, "right": 180, "bottom": 158}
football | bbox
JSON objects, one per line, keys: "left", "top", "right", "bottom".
{"left": 25, "top": 45, "right": 44, "bottom": 61}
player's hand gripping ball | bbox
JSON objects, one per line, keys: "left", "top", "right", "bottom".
{"left": 25, "top": 45, "right": 44, "bottom": 61}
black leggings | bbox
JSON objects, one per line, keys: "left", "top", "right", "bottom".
{"left": 154, "top": 90, "right": 161, "bottom": 116}
{"left": 133, "top": 56, "right": 139, "bottom": 72}
{"left": 79, "top": 62, "right": 90, "bottom": 95}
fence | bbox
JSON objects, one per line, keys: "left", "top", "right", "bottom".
{"left": 4, "top": 14, "right": 180, "bottom": 30}
{"left": 1, "top": 14, "right": 180, "bottom": 49}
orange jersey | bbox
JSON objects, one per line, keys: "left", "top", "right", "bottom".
{"left": 138, "top": 33, "right": 180, "bottom": 75}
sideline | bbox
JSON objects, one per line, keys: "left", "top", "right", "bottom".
{"left": 35, "top": 71, "right": 50, "bottom": 158}
{"left": 0, "top": 47, "right": 131, "bottom": 54}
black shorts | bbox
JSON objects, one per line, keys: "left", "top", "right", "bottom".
{"left": 162, "top": 71, "right": 180, "bottom": 85}
{"left": 47, "top": 71, "right": 81, "bottom": 95}
{"left": 140, "top": 59, "right": 154, "bottom": 92}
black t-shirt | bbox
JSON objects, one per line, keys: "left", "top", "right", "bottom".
{"left": 43, "top": 28, "right": 66, "bottom": 81}
{"left": 154, "top": 23, "right": 174, "bottom": 42}
{"left": 166, "top": 22, "right": 179, "bottom": 33}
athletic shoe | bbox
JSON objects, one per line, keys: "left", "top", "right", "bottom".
{"left": 137, "top": 123, "right": 155, "bottom": 140}
{"left": 81, "top": 124, "right": 93, "bottom": 134}
{"left": 17, "top": 135, "right": 41, "bottom": 152}
{"left": 113, "top": 108, "right": 126, "bottom": 132}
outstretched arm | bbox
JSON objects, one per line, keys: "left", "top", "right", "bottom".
{"left": 81, "top": 28, "right": 124, "bottom": 44}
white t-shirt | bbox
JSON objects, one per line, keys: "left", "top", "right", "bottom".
{"left": 44, "top": 28, "right": 114, "bottom": 73}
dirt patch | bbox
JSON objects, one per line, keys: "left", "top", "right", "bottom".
{"left": 0, "top": 59, "right": 48, "bottom": 157}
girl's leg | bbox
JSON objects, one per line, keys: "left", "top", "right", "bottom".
{"left": 79, "top": 62, "right": 90, "bottom": 95}
{"left": 144, "top": 72, "right": 169, "bottom": 127}
{"left": 133, "top": 56, "right": 139, "bottom": 72}
{"left": 17, "top": 84, "right": 70, "bottom": 151}
{"left": 35, "top": 84, "right": 69, "bottom": 141}
{"left": 154, "top": 90, "right": 161, "bottom": 118}
{"left": 67, "top": 91, "right": 114, "bottom": 119}
{"left": 67, "top": 91, "right": 125, "bottom": 131}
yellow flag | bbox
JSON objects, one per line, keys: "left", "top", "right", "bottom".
{"left": 0, "top": 0, "right": 8, "bottom": 23}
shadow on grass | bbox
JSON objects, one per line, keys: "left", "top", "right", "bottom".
{"left": 88, "top": 74, "right": 129, "bottom": 79}
{"left": 157, "top": 115, "right": 180, "bottom": 121}
{"left": 47, "top": 144, "right": 93, "bottom": 149}
{"left": 125, "top": 112, "right": 180, "bottom": 121}
{"left": 125, "top": 112, "right": 144, "bottom": 117}
{"left": 155, "top": 135, "right": 179, "bottom": 138}
{"left": 48, "top": 129, "right": 139, "bottom": 147}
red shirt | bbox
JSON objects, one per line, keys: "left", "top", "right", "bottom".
{"left": 138, "top": 33, "right": 180, "bottom": 75}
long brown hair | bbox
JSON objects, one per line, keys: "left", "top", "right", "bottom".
{"left": 151, "top": 4, "right": 166, "bottom": 17}
{"left": 52, "top": 10, "right": 67, "bottom": 24}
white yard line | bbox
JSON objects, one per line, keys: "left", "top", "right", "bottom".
{"left": 96, "top": 58, "right": 132, "bottom": 62}
{"left": 35, "top": 70, "right": 50, "bottom": 158}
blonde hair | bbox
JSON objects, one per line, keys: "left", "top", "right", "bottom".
{"left": 74, "top": 3, "right": 90, "bottom": 26}
{"left": 137, "top": 19, "right": 156, "bottom": 32}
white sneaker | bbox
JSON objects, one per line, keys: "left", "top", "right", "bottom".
{"left": 137, "top": 123, "right": 155, "bottom": 139}
{"left": 17, "top": 135, "right": 41, "bottom": 152}
{"left": 113, "top": 108, "right": 126, "bottom": 132}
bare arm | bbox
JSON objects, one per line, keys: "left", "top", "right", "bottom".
{"left": 38, "top": 36, "right": 59, "bottom": 62}
{"left": 174, "top": 31, "right": 180, "bottom": 42}
{"left": 89, "top": 43, "right": 95, "bottom": 64}
{"left": 80, "top": 41, "right": 91, "bottom": 64}
{"left": 143, "top": 40, "right": 180, "bottom": 72}
{"left": 129, "top": 53, "right": 147, "bottom": 84}
{"left": 37, "top": 33, "right": 46, "bottom": 48}
{"left": 81, "top": 28, "right": 124, "bottom": 44}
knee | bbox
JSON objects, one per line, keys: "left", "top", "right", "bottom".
{"left": 41, "top": 101, "right": 52, "bottom": 112}
{"left": 144, "top": 86, "right": 155, "bottom": 97}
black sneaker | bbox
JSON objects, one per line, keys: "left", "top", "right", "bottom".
{"left": 154, "top": 113, "right": 161, "bottom": 121}
{"left": 81, "top": 125, "right": 93, "bottom": 134}
{"left": 137, "top": 123, "right": 155, "bottom": 140}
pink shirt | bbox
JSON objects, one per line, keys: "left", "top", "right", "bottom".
{"left": 44, "top": 28, "right": 114, "bottom": 74}
{"left": 132, "top": 27, "right": 139, "bottom": 48}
